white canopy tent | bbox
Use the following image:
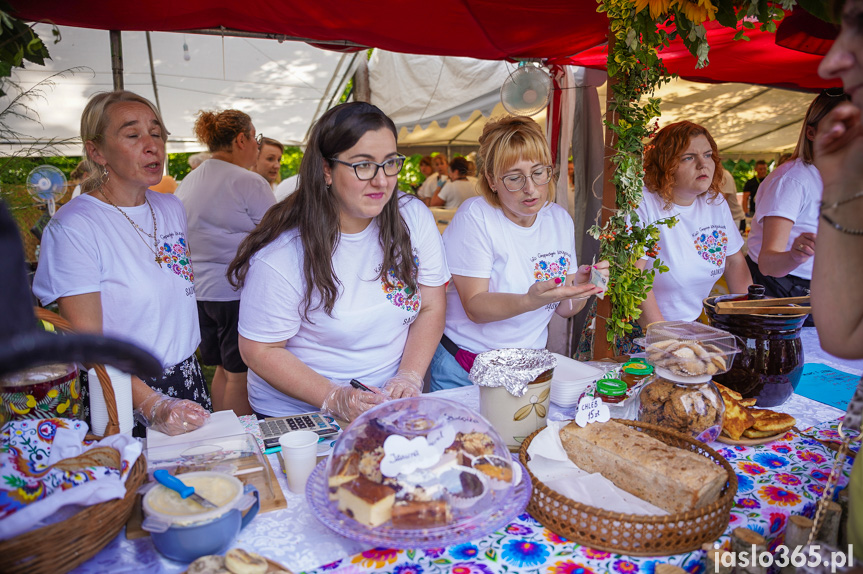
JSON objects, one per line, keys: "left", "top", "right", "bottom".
{"left": 368, "top": 50, "right": 814, "bottom": 159}
{"left": 9, "top": 28, "right": 814, "bottom": 161}
{"left": 5, "top": 25, "right": 355, "bottom": 156}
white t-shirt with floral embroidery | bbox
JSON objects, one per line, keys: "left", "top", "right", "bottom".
{"left": 442, "top": 196, "right": 576, "bottom": 354}
{"left": 633, "top": 188, "right": 744, "bottom": 322}
{"left": 239, "top": 194, "right": 449, "bottom": 417}
{"left": 33, "top": 191, "right": 200, "bottom": 368}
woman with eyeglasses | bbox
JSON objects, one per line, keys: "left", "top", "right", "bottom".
{"left": 176, "top": 109, "right": 276, "bottom": 414}
{"left": 632, "top": 121, "right": 751, "bottom": 335}
{"left": 228, "top": 102, "right": 448, "bottom": 421}
{"left": 430, "top": 116, "right": 608, "bottom": 390}
{"left": 746, "top": 90, "right": 849, "bottom": 314}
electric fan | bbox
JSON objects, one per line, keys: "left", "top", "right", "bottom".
{"left": 26, "top": 165, "right": 67, "bottom": 216}
{"left": 500, "top": 63, "right": 552, "bottom": 116}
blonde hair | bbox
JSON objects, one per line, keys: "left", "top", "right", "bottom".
{"left": 80, "top": 90, "right": 168, "bottom": 192}
{"left": 476, "top": 115, "right": 555, "bottom": 208}
{"left": 793, "top": 89, "right": 849, "bottom": 164}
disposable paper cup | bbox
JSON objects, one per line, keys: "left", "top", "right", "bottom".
{"left": 279, "top": 430, "right": 319, "bottom": 494}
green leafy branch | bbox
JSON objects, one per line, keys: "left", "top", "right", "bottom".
{"left": 593, "top": 0, "right": 796, "bottom": 346}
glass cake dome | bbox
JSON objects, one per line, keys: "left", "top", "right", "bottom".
{"left": 307, "top": 396, "right": 530, "bottom": 548}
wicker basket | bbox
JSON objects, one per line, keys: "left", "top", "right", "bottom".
{"left": 518, "top": 419, "right": 738, "bottom": 556}
{"left": 0, "top": 308, "right": 148, "bottom": 574}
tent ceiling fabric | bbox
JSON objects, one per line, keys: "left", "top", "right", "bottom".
{"left": 7, "top": 25, "right": 349, "bottom": 155}
{"left": 368, "top": 51, "right": 513, "bottom": 130}
{"left": 369, "top": 50, "right": 811, "bottom": 156}
{"left": 13, "top": 1, "right": 839, "bottom": 93}
{"left": 13, "top": 0, "right": 609, "bottom": 61}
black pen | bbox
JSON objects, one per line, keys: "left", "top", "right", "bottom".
{"left": 350, "top": 378, "right": 374, "bottom": 392}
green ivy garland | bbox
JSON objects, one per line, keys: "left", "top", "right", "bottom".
{"left": 590, "top": 0, "right": 797, "bottom": 346}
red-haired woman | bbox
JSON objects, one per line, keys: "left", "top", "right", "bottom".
{"left": 634, "top": 121, "right": 752, "bottom": 328}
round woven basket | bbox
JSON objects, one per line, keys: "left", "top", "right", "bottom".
{"left": 518, "top": 419, "right": 737, "bottom": 556}
{"left": 0, "top": 308, "right": 148, "bottom": 574}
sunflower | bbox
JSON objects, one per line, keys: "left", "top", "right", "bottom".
{"left": 633, "top": 0, "right": 673, "bottom": 20}
{"left": 677, "top": 0, "right": 718, "bottom": 24}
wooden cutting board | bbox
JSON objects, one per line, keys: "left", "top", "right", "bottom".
{"left": 126, "top": 455, "right": 287, "bottom": 539}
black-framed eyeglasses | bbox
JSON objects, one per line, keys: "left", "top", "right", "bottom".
{"left": 329, "top": 154, "right": 406, "bottom": 181}
{"left": 499, "top": 166, "right": 553, "bottom": 192}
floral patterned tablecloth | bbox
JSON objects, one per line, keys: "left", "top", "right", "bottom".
{"left": 301, "top": 418, "right": 858, "bottom": 574}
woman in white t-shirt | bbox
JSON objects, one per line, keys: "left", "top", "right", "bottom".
{"left": 228, "top": 102, "right": 449, "bottom": 421}
{"left": 430, "top": 116, "right": 608, "bottom": 390}
{"left": 177, "top": 109, "right": 276, "bottom": 415}
{"left": 33, "top": 90, "right": 210, "bottom": 436}
{"left": 431, "top": 156, "right": 477, "bottom": 209}
{"left": 416, "top": 156, "right": 438, "bottom": 204}
{"left": 747, "top": 91, "right": 850, "bottom": 314}
{"left": 633, "top": 121, "right": 751, "bottom": 335}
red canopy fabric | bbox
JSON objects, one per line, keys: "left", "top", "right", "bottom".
{"left": 13, "top": 0, "right": 609, "bottom": 61}
{"left": 558, "top": 20, "right": 837, "bottom": 92}
{"left": 15, "top": 1, "right": 838, "bottom": 91}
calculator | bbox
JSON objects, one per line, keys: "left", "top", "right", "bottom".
{"left": 259, "top": 412, "right": 340, "bottom": 450}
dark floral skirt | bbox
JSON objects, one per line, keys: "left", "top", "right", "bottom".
{"left": 133, "top": 353, "right": 212, "bottom": 437}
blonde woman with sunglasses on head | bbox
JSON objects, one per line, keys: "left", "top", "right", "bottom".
{"left": 430, "top": 116, "right": 608, "bottom": 390}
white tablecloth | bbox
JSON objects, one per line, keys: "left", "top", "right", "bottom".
{"left": 72, "top": 328, "right": 860, "bottom": 573}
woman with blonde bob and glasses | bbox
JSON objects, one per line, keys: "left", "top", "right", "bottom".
{"left": 430, "top": 116, "right": 608, "bottom": 390}
{"left": 228, "top": 102, "right": 448, "bottom": 422}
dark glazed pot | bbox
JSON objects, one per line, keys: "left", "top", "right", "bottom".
{"left": 703, "top": 294, "right": 808, "bottom": 407}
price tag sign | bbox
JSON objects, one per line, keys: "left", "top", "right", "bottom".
{"left": 575, "top": 396, "right": 610, "bottom": 427}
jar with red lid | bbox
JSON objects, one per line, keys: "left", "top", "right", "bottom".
{"left": 595, "top": 379, "right": 627, "bottom": 404}
{"left": 620, "top": 361, "right": 653, "bottom": 388}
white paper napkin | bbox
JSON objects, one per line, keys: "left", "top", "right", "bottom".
{"left": 526, "top": 421, "right": 667, "bottom": 516}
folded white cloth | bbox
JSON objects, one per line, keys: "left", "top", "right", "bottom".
{"left": 0, "top": 418, "right": 142, "bottom": 540}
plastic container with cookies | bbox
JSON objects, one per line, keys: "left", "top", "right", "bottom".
{"left": 307, "top": 396, "right": 531, "bottom": 548}
{"left": 637, "top": 321, "right": 738, "bottom": 443}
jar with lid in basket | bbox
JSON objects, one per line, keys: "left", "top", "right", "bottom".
{"left": 637, "top": 321, "right": 738, "bottom": 443}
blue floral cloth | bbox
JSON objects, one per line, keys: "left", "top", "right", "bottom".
{"left": 302, "top": 418, "right": 855, "bottom": 574}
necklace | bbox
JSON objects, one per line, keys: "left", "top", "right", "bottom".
{"left": 99, "top": 187, "right": 163, "bottom": 267}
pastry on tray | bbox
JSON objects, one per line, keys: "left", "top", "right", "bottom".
{"left": 715, "top": 383, "right": 796, "bottom": 441}
{"left": 324, "top": 397, "right": 517, "bottom": 530}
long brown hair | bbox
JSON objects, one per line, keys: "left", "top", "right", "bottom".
{"left": 228, "top": 102, "right": 417, "bottom": 319}
{"left": 644, "top": 120, "right": 722, "bottom": 209}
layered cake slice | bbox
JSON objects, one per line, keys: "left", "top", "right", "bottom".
{"left": 336, "top": 476, "right": 396, "bottom": 527}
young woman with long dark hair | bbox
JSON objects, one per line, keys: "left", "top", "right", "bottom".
{"left": 228, "top": 102, "right": 448, "bottom": 421}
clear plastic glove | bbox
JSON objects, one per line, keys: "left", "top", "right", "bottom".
{"left": 321, "top": 383, "right": 388, "bottom": 422}
{"left": 135, "top": 391, "right": 210, "bottom": 436}
{"left": 382, "top": 370, "right": 424, "bottom": 399}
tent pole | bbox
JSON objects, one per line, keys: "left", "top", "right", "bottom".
{"left": 110, "top": 30, "right": 124, "bottom": 90}
{"left": 145, "top": 32, "right": 162, "bottom": 112}
{"left": 595, "top": 76, "right": 618, "bottom": 358}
